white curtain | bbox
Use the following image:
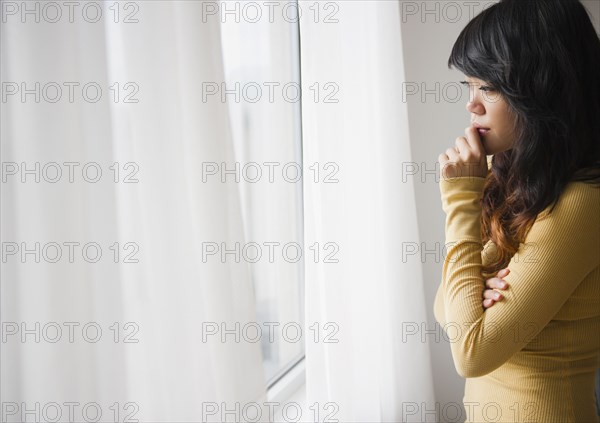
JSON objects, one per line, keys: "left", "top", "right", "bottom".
{"left": 1, "top": 2, "right": 266, "bottom": 422}
{"left": 299, "top": 1, "right": 436, "bottom": 422}
{"left": 2, "top": 1, "right": 437, "bottom": 422}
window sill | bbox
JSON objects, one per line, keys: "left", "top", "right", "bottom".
{"left": 268, "top": 358, "right": 306, "bottom": 421}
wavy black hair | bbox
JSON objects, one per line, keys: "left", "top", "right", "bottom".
{"left": 448, "top": 0, "right": 600, "bottom": 278}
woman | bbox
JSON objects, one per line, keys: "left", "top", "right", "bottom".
{"left": 433, "top": 0, "right": 600, "bottom": 421}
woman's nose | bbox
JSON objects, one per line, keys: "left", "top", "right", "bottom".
{"left": 466, "top": 100, "right": 485, "bottom": 115}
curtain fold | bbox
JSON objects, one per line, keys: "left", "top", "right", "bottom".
{"left": 3, "top": 1, "right": 440, "bottom": 421}
{"left": 1, "top": 2, "right": 266, "bottom": 422}
{"left": 299, "top": 1, "right": 436, "bottom": 421}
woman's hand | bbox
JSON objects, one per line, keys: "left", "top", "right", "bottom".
{"left": 483, "top": 268, "right": 510, "bottom": 309}
{"left": 438, "top": 127, "right": 488, "bottom": 180}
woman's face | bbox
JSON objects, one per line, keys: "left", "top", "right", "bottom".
{"left": 462, "top": 76, "right": 518, "bottom": 155}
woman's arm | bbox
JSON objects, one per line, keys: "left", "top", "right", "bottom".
{"left": 437, "top": 176, "right": 599, "bottom": 378}
{"left": 434, "top": 259, "right": 508, "bottom": 323}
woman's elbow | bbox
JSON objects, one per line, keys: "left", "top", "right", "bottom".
{"left": 454, "top": 361, "right": 493, "bottom": 378}
{"left": 451, "top": 348, "right": 504, "bottom": 378}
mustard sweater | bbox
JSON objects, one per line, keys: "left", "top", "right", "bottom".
{"left": 433, "top": 166, "right": 600, "bottom": 422}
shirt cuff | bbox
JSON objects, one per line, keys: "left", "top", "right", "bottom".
{"left": 439, "top": 176, "right": 486, "bottom": 244}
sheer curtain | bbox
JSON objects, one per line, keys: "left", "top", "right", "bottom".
{"left": 299, "top": 1, "right": 436, "bottom": 421}
{"left": 1, "top": 2, "right": 266, "bottom": 422}
{"left": 2, "top": 1, "right": 437, "bottom": 422}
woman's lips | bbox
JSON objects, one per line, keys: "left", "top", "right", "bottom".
{"left": 472, "top": 123, "right": 490, "bottom": 136}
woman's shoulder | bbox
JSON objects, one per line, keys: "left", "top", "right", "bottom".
{"left": 529, "top": 181, "right": 599, "bottom": 267}
{"left": 536, "top": 180, "right": 599, "bottom": 221}
{"left": 562, "top": 178, "right": 600, "bottom": 196}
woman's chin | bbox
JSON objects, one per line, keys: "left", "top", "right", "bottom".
{"left": 480, "top": 137, "right": 498, "bottom": 155}
{"left": 481, "top": 139, "right": 492, "bottom": 155}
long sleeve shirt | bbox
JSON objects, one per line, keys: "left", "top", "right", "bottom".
{"left": 433, "top": 171, "right": 600, "bottom": 422}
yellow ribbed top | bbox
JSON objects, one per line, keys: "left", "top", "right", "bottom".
{"left": 433, "top": 170, "right": 600, "bottom": 422}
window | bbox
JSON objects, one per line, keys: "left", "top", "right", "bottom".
{"left": 219, "top": 2, "right": 305, "bottom": 387}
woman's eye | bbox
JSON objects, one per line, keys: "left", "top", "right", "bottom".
{"left": 459, "top": 81, "right": 495, "bottom": 92}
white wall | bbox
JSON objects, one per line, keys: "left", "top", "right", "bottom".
{"left": 401, "top": 1, "right": 600, "bottom": 421}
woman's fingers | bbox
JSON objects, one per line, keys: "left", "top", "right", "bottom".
{"left": 482, "top": 288, "right": 503, "bottom": 309}
{"left": 483, "top": 288, "right": 503, "bottom": 301}
{"left": 483, "top": 298, "right": 495, "bottom": 309}
{"left": 485, "top": 277, "right": 509, "bottom": 289}
{"left": 497, "top": 267, "right": 510, "bottom": 278}
{"left": 483, "top": 268, "right": 510, "bottom": 309}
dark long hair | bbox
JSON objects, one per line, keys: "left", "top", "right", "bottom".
{"left": 448, "top": 0, "right": 600, "bottom": 278}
